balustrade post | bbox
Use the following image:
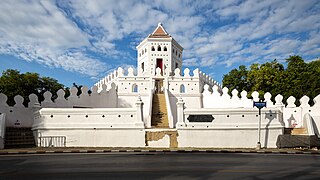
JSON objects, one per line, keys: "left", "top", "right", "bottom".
{"left": 176, "top": 97, "right": 186, "bottom": 127}
{"left": 135, "top": 96, "right": 144, "bottom": 127}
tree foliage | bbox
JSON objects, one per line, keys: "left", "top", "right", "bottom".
{"left": 222, "top": 55, "right": 320, "bottom": 104}
{"left": 0, "top": 69, "right": 65, "bottom": 106}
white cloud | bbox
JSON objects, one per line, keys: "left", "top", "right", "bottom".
{"left": 183, "top": 58, "right": 198, "bottom": 67}
{"left": 0, "top": 0, "right": 108, "bottom": 77}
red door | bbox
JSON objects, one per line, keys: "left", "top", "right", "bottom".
{"left": 156, "top": 58, "right": 163, "bottom": 74}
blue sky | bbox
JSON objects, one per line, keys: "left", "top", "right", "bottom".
{"left": 0, "top": 0, "right": 319, "bottom": 87}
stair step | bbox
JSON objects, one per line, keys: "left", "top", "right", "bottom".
{"left": 291, "top": 128, "right": 308, "bottom": 135}
{"left": 4, "top": 127, "right": 36, "bottom": 148}
{"left": 152, "top": 93, "right": 169, "bottom": 128}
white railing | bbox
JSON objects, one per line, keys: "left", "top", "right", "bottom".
{"left": 164, "top": 88, "right": 174, "bottom": 128}
{"left": 39, "top": 136, "right": 66, "bottom": 147}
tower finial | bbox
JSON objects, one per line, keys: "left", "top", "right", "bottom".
{"left": 158, "top": 22, "right": 162, "bottom": 26}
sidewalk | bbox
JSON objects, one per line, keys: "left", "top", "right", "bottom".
{"left": 0, "top": 147, "right": 319, "bottom": 155}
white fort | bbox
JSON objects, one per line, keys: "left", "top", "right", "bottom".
{"left": 0, "top": 23, "right": 320, "bottom": 149}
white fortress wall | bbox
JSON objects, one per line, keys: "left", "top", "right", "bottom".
{"left": 0, "top": 93, "right": 37, "bottom": 127}
{"left": 177, "top": 89, "right": 285, "bottom": 148}
{"left": 32, "top": 97, "right": 145, "bottom": 147}
{"left": 201, "top": 84, "right": 320, "bottom": 135}
{"left": 166, "top": 68, "right": 203, "bottom": 126}
{"left": 283, "top": 95, "right": 320, "bottom": 133}
{"left": 177, "top": 107, "right": 283, "bottom": 148}
{"left": 0, "top": 84, "right": 118, "bottom": 127}
{"left": 114, "top": 67, "right": 154, "bottom": 125}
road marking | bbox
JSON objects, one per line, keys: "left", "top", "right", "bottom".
{"left": 217, "top": 169, "right": 271, "bottom": 173}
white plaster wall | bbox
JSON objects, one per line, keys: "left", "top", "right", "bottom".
{"left": 169, "top": 94, "right": 202, "bottom": 127}
{"left": 117, "top": 77, "right": 152, "bottom": 95}
{"left": 33, "top": 108, "right": 142, "bottom": 129}
{"left": 34, "top": 129, "right": 145, "bottom": 147}
{"left": 283, "top": 107, "right": 303, "bottom": 128}
{"left": 118, "top": 94, "right": 151, "bottom": 126}
{"left": 33, "top": 108, "right": 145, "bottom": 147}
{"left": 177, "top": 128, "right": 282, "bottom": 148}
{"left": 176, "top": 108, "right": 284, "bottom": 148}
{"left": 0, "top": 106, "right": 34, "bottom": 127}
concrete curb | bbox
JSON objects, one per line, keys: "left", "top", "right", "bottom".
{"left": 0, "top": 149, "right": 319, "bottom": 155}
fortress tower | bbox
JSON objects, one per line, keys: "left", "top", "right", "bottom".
{"left": 136, "top": 23, "right": 183, "bottom": 76}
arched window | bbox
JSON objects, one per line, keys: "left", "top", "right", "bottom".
{"left": 142, "top": 50, "right": 144, "bottom": 55}
{"left": 180, "top": 84, "right": 185, "bottom": 93}
{"left": 151, "top": 46, "right": 155, "bottom": 51}
{"left": 178, "top": 53, "right": 180, "bottom": 58}
{"left": 132, "top": 84, "right": 138, "bottom": 93}
{"left": 157, "top": 45, "right": 161, "bottom": 51}
{"left": 176, "top": 51, "right": 178, "bottom": 56}
{"left": 172, "top": 49, "right": 175, "bottom": 54}
{"left": 164, "top": 46, "right": 167, "bottom": 51}
{"left": 145, "top": 48, "right": 147, "bottom": 52}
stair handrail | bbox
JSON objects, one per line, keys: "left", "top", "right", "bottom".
{"left": 147, "top": 89, "right": 154, "bottom": 128}
{"left": 164, "top": 88, "right": 174, "bottom": 128}
{"left": 303, "top": 113, "right": 316, "bottom": 136}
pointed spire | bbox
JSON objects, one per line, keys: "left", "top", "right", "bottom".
{"left": 149, "top": 22, "right": 171, "bottom": 38}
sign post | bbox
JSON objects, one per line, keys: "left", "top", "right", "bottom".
{"left": 253, "top": 101, "right": 267, "bottom": 149}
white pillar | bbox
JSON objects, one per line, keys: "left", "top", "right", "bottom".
{"left": 176, "top": 97, "right": 186, "bottom": 127}
{"left": 135, "top": 96, "right": 144, "bottom": 127}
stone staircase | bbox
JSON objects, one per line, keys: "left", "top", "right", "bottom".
{"left": 284, "top": 127, "right": 308, "bottom": 135}
{"left": 278, "top": 127, "right": 320, "bottom": 148}
{"left": 291, "top": 128, "right": 308, "bottom": 135}
{"left": 5, "top": 127, "right": 36, "bottom": 148}
{"left": 151, "top": 94, "right": 169, "bottom": 128}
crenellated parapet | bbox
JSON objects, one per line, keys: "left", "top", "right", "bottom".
{"left": 0, "top": 84, "right": 117, "bottom": 127}
{"left": 202, "top": 84, "right": 320, "bottom": 128}
{"left": 166, "top": 68, "right": 221, "bottom": 95}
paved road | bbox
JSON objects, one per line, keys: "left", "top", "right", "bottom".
{"left": 0, "top": 153, "right": 320, "bottom": 179}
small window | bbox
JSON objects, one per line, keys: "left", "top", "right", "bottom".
{"left": 142, "top": 50, "right": 144, "bottom": 55}
{"left": 151, "top": 46, "right": 155, "bottom": 51}
{"left": 180, "top": 84, "right": 186, "bottom": 93}
{"left": 145, "top": 48, "right": 147, "bottom": 52}
{"left": 157, "top": 45, "right": 161, "bottom": 51}
{"left": 132, "top": 84, "right": 138, "bottom": 93}
{"left": 173, "top": 49, "right": 175, "bottom": 54}
{"left": 176, "top": 51, "right": 178, "bottom": 56}
{"left": 164, "top": 46, "right": 167, "bottom": 51}
{"left": 139, "top": 53, "right": 141, "bottom": 57}
{"left": 141, "top": 62, "right": 144, "bottom": 73}
{"left": 178, "top": 53, "right": 180, "bottom": 58}
{"left": 175, "top": 63, "right": 179, "bottom": 69}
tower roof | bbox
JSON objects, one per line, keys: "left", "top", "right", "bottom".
{"left": 149, "top": 23, "right": 171, "bottom": 38}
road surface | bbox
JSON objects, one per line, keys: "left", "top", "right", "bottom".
{"left": 0, "top": 152, "right": 319, "bottom": 179}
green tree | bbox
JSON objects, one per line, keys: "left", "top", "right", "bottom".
{"left": 0, "top": 69, "right": 65, "bottom": 106}
{"left": 222, "top": 55, "right": 320, "bottom": 103}
{"left": 222, "top": 65, "right": 250, "bottom": 95}
{"left": 247, "top": 60, "right": 284, "bottom": 98}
